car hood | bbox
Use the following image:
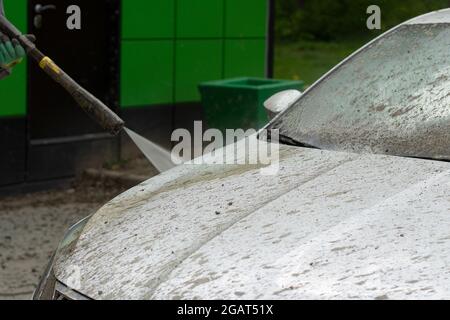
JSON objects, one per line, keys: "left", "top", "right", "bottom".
{"left": 54, "top": 144, "right": 450, "bottom": 300}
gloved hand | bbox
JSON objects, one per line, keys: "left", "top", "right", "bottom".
{"left": 0, "top": 32, "right": 26, "bottom": 70}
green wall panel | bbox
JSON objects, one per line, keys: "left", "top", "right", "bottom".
{"left": 177, "top": 0, "right": 224, "bottom": 38}
{"left": 175, "top": 40, "right": 222, "bottom": 102}
{"left": 0, "top": 0, "right": 27, "bottom": 117}
{"left": 119, "top": 0, "right": 269, "bottom": 108}
{"left": 121, "top": 41, "right": 174, "bottom": 107}
{"left": 122, "top": 0, "right": 175, "bottom": 39}
{"left": 3, "top": 0, "right": 27, "bottom": 30}
{"left": 224, "top": 39, "right": 266, "bottom": 78}
{"left": 226, "top": 0, "right": 268, "bottom": 38}
{"left": 0, "top": 61, "right": 27, "bottom": 118}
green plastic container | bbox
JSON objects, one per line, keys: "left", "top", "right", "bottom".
{"left": 199, "top": 77, "right": 304, "bottom": 132}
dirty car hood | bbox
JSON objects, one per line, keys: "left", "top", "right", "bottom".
{"left": 54, "top": 145, "right": 450, "bottom": 299}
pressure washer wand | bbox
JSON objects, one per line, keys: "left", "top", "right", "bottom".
{"left": 0, "top": 10, "right": 124, "bottom": 136}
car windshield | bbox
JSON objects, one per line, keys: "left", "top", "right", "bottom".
{"left": 270, "top": 23, "right": 450, "bottom": 161}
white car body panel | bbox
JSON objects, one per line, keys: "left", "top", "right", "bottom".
{"left": 54, "top": 144, "right": 450, "bottom": 299}
{"left": 406, "top": 8, "right": 450, "bottom": 24}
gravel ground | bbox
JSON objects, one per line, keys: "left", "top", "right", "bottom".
{"left": 0, "top": 156, "right": 156, "bottom": 300}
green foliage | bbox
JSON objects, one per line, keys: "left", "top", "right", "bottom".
{"left": 275, "top": 39, "right": 365, "bottom": 85}
{"left": 276, "top": 0, "right": 450, "bottom": 41}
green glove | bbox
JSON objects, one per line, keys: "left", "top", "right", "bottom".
{"left": 0, "top": 32, "right": 26, "bottom": 69}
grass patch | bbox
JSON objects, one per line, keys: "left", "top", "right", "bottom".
{"left": 274, "top": 39, "right": 371, "bottom": 86}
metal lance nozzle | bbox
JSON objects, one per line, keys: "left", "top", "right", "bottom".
{"left": 38, "top": 56, "right": 125, "bottom": 135}
{"left": 67, "top": 82, "right": 124, "bottom": 136}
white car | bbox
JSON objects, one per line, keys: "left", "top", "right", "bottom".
{"left": 35, "top": 9, "right": 450, "bottom": 300}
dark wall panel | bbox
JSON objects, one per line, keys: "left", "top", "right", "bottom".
{"left": 0, "top": 117, "right": 26, "bottom": 186}
{"left": 27, "top": 137, "right": 119, "bottom": 181}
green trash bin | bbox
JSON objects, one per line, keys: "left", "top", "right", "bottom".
{"left": 199, "top": 77, "right": 304, "bottom": 132}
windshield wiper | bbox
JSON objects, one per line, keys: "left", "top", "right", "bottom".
{"left": 400, "top": 154, "right": 450, "bottom": 163}
{"left": 278, "top": 134, "right": 320, "bottom": 149}
{"left": 259, "top": 130, "right": 320, "bottom": 149}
